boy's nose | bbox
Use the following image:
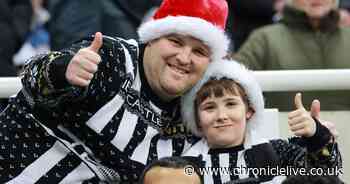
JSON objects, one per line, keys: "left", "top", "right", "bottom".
{"left": 217, "top": 108, "right": 229, "bottom": 121}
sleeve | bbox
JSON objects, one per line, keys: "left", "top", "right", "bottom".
{"left": 270, "top": 120, "right": 342, "bottom": 171}
{"left": 21, "top": 41, "right": 88, "bottom": 109}
{"left": 20, "top": 36, "right": 130, "bottom": 115}
{"left": 234, "top": 29, "right": 268, "bottom": 70}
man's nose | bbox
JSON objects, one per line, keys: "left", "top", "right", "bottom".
{"left": 176, "top": 47, "right": 192, "bottom": 65}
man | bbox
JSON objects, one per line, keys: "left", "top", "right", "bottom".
{"left": 0, "top": 0, "right": 229, "bottom": 183}
{"left": 140, "top": 157, "right": 203, "bottom": 184}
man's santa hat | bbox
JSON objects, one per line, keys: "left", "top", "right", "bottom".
{"left": 138, "top": 0, "right": 229, "bottom": 61}
{"left": 181, "top": 59, "right": 267, "bottom": 148}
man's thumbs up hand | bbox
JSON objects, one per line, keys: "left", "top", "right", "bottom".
{"left": 87, "top": 32, "right": 103, "bottom": 53}
{"left": 288, "top": 93, "right": 316, "bottom": 137}
{"left": 66, "top": 32, "right": 103, "bottom": 87}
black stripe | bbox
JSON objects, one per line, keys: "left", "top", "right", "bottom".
{"left": 210, "top": 154, "right": 222, "bottom": 184}
{"left": 229, "top": 151, "right": 240, "bottom": 181}
{"left": 35, "top": 152, "right": 82, "bottom": 184}
{"left": 100, "top": 107, "right": 125, "bottom": 141}
{"left": 171, "top": 137, "right": 186, "bottom": 156}
{"left": 123, "top": 118, "right": 148, "bottom": 157}
{"left": 146, "top": 134, "right": 161, "bottom": 165}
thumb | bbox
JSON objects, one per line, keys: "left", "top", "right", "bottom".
{"left": 294, "top": 93, "right": 305, "bottom": 109}
{"left": 88, "top": 32, "right": 103, "bottom": 53}
{"left": 310, "top": 99, "right": 321, "bottom": 119}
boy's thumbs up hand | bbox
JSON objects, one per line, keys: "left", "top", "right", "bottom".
{"left": 310, "top": 99, "right": 338, "bottom": 140}
{"left": 288, "top": 93, "right": 316, "bottom": 137}
{"left": 310, "top": 99, "right": 321, "bottom": 119}
{"left": 66, "top": 32, "right": 103, "bottom": 87}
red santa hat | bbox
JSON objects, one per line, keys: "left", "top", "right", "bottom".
{"left": 138, "top": 0, "right": 230, "bottom": 61}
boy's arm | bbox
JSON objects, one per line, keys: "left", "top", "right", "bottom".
{"left": 270, "top": 93, "right": 342, "bottom": 170}
{"left": 270, "top": 123, "right": 341, "bottom": 170}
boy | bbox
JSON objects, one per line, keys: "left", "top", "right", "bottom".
{"left": 181, "top": 59, "right": 342, "bottom": 183}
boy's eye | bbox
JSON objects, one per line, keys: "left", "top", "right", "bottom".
{"left": 204, "top": 105, "right": 214, "bottom": 110}
{"left": 226, "top": 102, "right": 237, "bottom": 107}
{"left": 200, "top": 104, "right": 215, "bottom": 111}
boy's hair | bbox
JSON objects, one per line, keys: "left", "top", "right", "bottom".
{"left": 139, "top": 156, "right": 203, "bottom": 184}
{"left": 282, "top": 175, "right": 344, "bottom": 184}
{"left": 194, "top": 77, "right": 251, "bottom": 126}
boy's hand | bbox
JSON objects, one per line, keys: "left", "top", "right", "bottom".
{"left": 311, "top": 99, "right": 338, "bottom": 139}
{"left": 288, "top": 93, "right": 316, "bottom": 137}
{"left": 66, "top": 32, "right": 103, "bottom": 87}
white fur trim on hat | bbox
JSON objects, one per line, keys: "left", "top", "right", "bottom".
{"left": 138, "top": 16, "right": 229, "bottom": 62}
{"left": 181, "top": 59, "right": 267, "bottom": 148}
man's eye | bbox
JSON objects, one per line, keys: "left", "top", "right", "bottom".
{"left": 168, "top": 38, "right": 182, "bottom": 46}
{"left": 194, "top": 49, "right": 208, "bottom": 57}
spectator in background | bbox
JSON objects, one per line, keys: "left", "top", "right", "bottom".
{"left": 139, "top": 157, "right": 203, "bottom": 184}
{"left": 13, "top": 0, "right": 50, "bottom": 69}
{"left": 234, "top": 0, "right": 350, "bottom": 111}
{"left": 225, "top": 0, "right": 285, "bottom": 52}
{"left": 0, "top": 0, "right": 33, "bottom": 111}
{"left": 48, "top": 0, "right": 161, "bottom": 50}
{"left": 339, "top": 0, "right": 350, "bottom": 26}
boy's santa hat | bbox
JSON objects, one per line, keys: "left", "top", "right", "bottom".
{"left": 181, "top": 59, "right": 267, "bottom": 148}
{"left": 138, "top": 0, "right": 229, "bottom": 61}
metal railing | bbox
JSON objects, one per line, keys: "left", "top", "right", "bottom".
{"left": 1, "top": 69, "right": 350, "bottom": 98}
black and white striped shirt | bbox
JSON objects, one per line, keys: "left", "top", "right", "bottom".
{"left": 1, "top": 36, "right": 192, "bottom": 183}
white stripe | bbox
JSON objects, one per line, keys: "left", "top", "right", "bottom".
{"left": 219, "top": 153, "right": 231, "bottom": 183}
{"left": 236, "top": 150, "right": 249, "bottom": 179}
{"left": 131, "top": 66, "right": 141, "bottom": 90}
{"left": 130, "top": 127, "right": 158, "bottom": 164}
{"left": 86, "top": 94, "right": 124, "bottom": 133}
{"left": 204, "top": 156, "right": 214, "bottom": 184}
{"left": 181, "top": 140, "right": 192, "bottom": 155}
{"left": 58, "top": 163, "right": 95, "bottom": 184}
{"left": 156, "top": 138, "right": 173, "bottom": 158}
{"left": 149, "top": 101, "right": 161, "bottom": 114}
{"left": 7, "top": 141, "right": 70, "bottom": 184}
{"left": 182, "top": 139, "right": 209, "bottom": 157}
{"left": 110, "top": 110, "right": 138, "bottom": 151}
{"left": 121, "top": 44, "right": 135, "bottom": 79}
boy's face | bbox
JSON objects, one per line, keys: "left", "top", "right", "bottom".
{"left": 143, "top": 34, "right": 210, "bottom": 101}
{"left": 143, "top": 166, "right": 201, "bottom": 184}
{"left": 197, "top": 92, "right": 253, "bottom": 148}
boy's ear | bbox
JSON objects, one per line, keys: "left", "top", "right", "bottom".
{"left": 246, "top": 108, "right": 255, "bottom": 121}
